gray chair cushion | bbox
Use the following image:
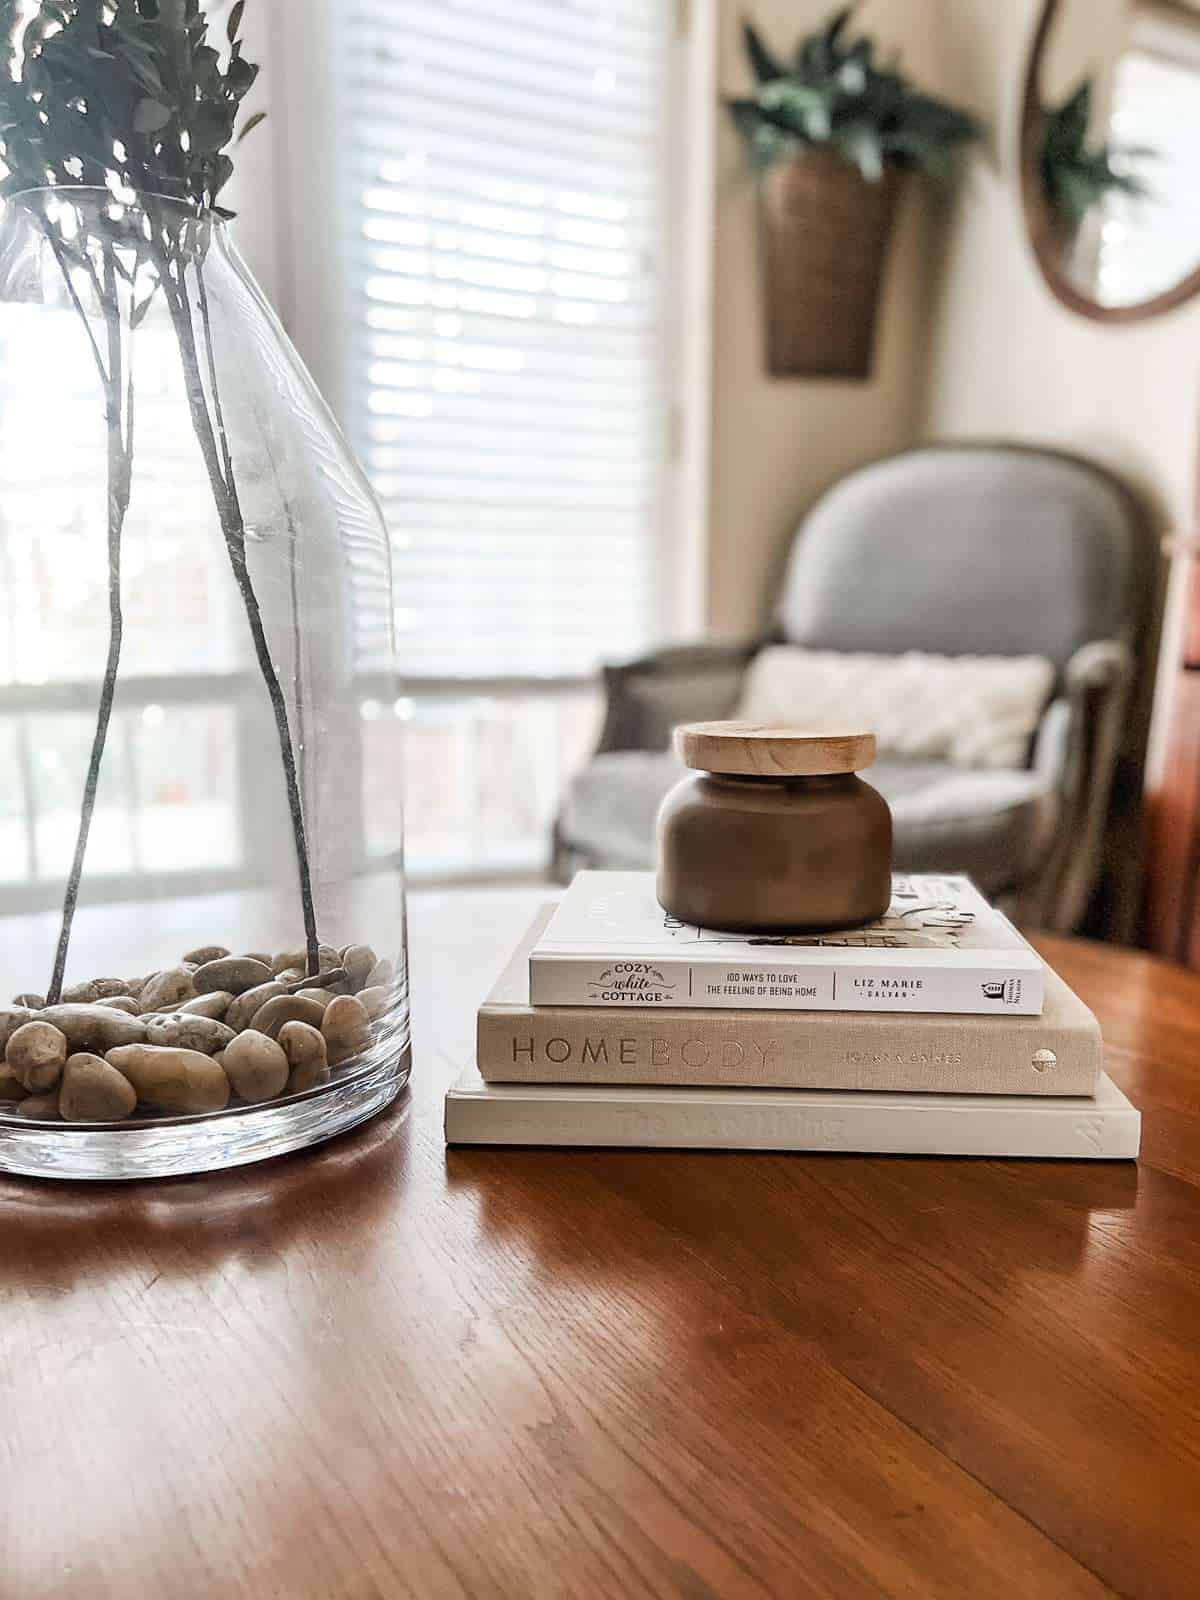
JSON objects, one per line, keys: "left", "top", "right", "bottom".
{"left": 779, "top": 447, "right": 1134, "bottom": 671}
{"left": 605, "top": 663, "right": 746, "bottom": 751}
{"left": 559, "top": 751, "right": 1059, "bottom": 897}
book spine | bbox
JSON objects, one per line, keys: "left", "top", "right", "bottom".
{"left": 528, "top": 956, "right": 1044, "bottom": 1016}
{"left": 477, "top": 1005, "right": 1100, "bottom": 1095}
{"left": 445, "top": 1089, "right": 1141, "bottom": 1159}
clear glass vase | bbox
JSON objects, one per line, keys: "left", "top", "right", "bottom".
{"left": 0, "top": 188, "right": 410, "bottom": 1178}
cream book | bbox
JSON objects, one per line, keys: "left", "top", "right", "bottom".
{"left": 482, "top": 909, "right": 1099, "bottom": 1095}
{"left": 445, "top": 1069, "right": 1140, "bottom": 1159}
{"left": 530, "top": 872, "right": 1044, "bottom": 1015}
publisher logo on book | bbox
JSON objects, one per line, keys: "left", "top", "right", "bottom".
{"left": 588, "top": 963, "right": 678, "bottom": 1004}
{"left": 981, "top": 978, "right": 1023, "bottom": 1006}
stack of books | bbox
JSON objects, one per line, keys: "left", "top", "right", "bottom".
{"left": 445, "top": 872, "right": 1140, "bottom": 1159}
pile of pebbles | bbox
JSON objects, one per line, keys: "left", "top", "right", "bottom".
{"left": 0, "top": 941, "right": 394, "bottom": 1123}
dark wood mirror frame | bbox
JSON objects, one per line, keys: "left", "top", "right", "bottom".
{"left": 1020, "top": 0, "right": 1200, "bottom": 323}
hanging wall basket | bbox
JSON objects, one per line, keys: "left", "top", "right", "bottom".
{"left": 760, "top": 151, "right": 905, "bottom": 380}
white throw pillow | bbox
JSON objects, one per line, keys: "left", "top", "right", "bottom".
{"left": 736, "top": 647, "right": 1055, "bottom": 770}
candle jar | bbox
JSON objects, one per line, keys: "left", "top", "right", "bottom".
{"left": 657, "top": 722, "right": 892, "bottom": 933}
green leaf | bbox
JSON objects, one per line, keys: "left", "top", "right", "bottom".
{"left": 133, "top": 98, "right": 172, "bottom": 134}
{"left": 826, "top": 6, "right": 857, "bottom": 48}
{"left": 124, "top": 54, "right": 166, "bottom": 98}
{"left": 1038, "top": 72, "right": 1156, "bottom": 226}
{"left": 758, "top": 78, "right": 831, "bottom": 141}
{"left": 726, "top": 97, "right": 763, "bottom": 140}
{"left": 191, "top": 101, "right": 234, "bottom": 154}
{"left": 838, "top": 122, "right": 884, "bottom": 181}
{"left": 236, "top": 108, "right": 267, "bottom": 144}
{"left": 0, "top": 0, "right": 264, "bottom": 214}
{"left": 227, "top": 1, "right": 246, "bottom": 44}
{"left": 207, "top": 150, "right": 234, "bottom": 200}
{"left": 741, "top": 20, "right": 784, "bottom": 85}
{"left": 728, "top": 4, "right": 981, "bottom": 179}
{"left": 1058, "top": 79, "right": 1092, "bottom": 152}
{"left": 225, "top": 54, "right": 258, "bottom": 95}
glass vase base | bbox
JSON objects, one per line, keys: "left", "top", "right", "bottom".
{"left": 0, "top": 1050, "right": 410, "bottom": 1181}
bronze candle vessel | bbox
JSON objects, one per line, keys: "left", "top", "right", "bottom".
{"left": 656, "top": 722, "right": 893, "bottom": 933}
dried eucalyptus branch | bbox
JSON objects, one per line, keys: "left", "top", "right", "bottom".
{"left": 147, "top": 218, "right": 319, "bottom": 975}
{"left": 20, "top": 206, "right": 140, "bottom": 1004}
{"left": 47, "top": 236, "right": 134, "bottom": 1005}
{"left": 0, "top": 1, "right": 321, "bottom": 983}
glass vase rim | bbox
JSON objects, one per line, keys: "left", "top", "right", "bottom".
{"left": 6, "top": 183, "right": 229, "bottom": 228}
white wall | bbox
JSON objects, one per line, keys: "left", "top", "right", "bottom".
{"left": 707, "top": 0, "right": 1198, "bottom": 643}
{"left": 919, "top": 0, "right": 1199, "bottom": 786}
{"left": 707, "top": 0, "right": 943, "bottom": 638}
{"left": 920, "top": 0, "right": 1199, "bottom": 536}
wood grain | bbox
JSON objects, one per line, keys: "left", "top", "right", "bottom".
{"left": 1, "top": 895, "right": 1198, "bottom": 1598}
{"left": 1145, "top": 673, "right": 1200, "bottom": 962}
{"left": 675, "top": 722, "right": 876, "bottom": 777}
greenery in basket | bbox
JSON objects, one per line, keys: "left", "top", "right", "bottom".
{"left": 1038, "top": 77, "right": 1154, "bottom": 232}
{"left": 727, "top": 4, "right": 981, "bottom": 182}
{"left": 0, "top": 2, "right": 321, "bottom": 1003}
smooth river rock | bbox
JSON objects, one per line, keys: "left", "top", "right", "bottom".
{"left": 144, "top": 1013, "right": 237, "bottom": 1055}
{"left": 17, "top": 1091, "right": 61, "bottom": 1120}
{"left": 59, "top": 1053, "right": 138, "bottom": 1123}
{"left": 249, "top": 995, "right": 326, "bottom": 1041}
{"left": 106, "top": 1045, "right": 230, "bottom": 1114}
{"left": 41, "top": 1004, "right": 147, "bottom": 1053}
{"left": 278, "top": 1020, "right": 329, "bottom": 1095}
{"left": 0, "top": 1006, "right": 33, "bottom": 1053}
{"left": 356, "top": 985, "right": 390, "bottom": 1021}
{"left": 225, "top": 981, "right": 285, "bottom": 1034}
{"left": 0, "top": 1064, "right": 30, "bottom": 1101}
{"left": 139, "top": 967, "right": 197, "bottom": 1012}
{"left": 192, "top": 956, "right": 273, "bottom": 997}
{"left": 341, "top": 945, "right": 377, "bottom": 991}
{"left": 182, "top": 944, "right": 230, "bottom": 966}
{"left": 222, "top": 1030, "right": 289, "bottom": 1103}
{"left": 366, "top": 958, "right": 393, "bottom": 990}
{"left": 321, "top": 995, "right": 372, "bottom": 1067}
{"left": 62, "top": 978, "right": 132, "bottom": 1004}
{"left": 174, "top": 992, "right": 235, "bottom": 1021}
{"left": 6, "top": 1021, "right": 69, "bottom": 1093}
{"left": 294, "top": 988, "right": 337, "bottom": 1012}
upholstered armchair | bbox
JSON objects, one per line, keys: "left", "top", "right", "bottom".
{"left": 554, "top": 444, "right": 1149, "bottom": 932}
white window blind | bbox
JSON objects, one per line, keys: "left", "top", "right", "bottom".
{"left": 335, "top": 0, "right": 672, "bottom": 679}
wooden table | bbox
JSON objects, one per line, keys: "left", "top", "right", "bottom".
{"left": 3, "top": 890, "right": 1199, "bottom": 1599}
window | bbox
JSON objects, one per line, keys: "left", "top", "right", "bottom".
{"left": 309, "top": 0, "right": 691, "bottom": 876}
{"left": 337, "top": 0, "right": 674, "bottom": 681}
{"left": 0, "top": 1, "right": 259, "bottom": 918}
{"left": 0, "top": 1, "right": 704, "bottom": 900}
{"left": 0, "top": 282, "right": 248, "bottom": 915}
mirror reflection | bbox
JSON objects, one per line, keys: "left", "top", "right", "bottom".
{"left": 1033, "top": 0, "right": 1200, "bottom": 308}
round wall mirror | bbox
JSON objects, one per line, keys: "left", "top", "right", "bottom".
{"left": 1021, "top": 0, "right": 1200, "bottom": 320}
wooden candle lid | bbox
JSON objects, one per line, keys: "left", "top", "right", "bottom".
{"left": 675, "top": 721, "right": 876, "bottom": 777}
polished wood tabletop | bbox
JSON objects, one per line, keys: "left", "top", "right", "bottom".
{"left": 3, "top": 890, "right": 1199, "bottom": 1599}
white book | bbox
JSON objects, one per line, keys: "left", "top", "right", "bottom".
{"left": 445, "top": 1069, "right": 1140, "bottom": 1159}
{"left": 531, "top": 872, "right": 1045, "bottom": 1016}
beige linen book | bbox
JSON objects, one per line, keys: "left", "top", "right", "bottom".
{"left": 446, "top": 1069, "right": 1139, "bottom": 1159}
{"left": 478, "top": 908, "right": 1102, "bottom": 1096}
